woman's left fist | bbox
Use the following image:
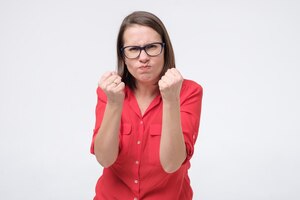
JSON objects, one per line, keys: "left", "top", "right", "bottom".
{"left": 158, "top": 68, "right": 183, "bottom": 102}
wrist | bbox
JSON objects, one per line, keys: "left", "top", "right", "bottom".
{"left": 106, "top": 101, "right": 123, "bottom": 111}
{"left": 162, "top": 98, "right": 180, "bottom": 107}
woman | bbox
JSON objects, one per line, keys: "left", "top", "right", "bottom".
{"left": 90, "top": 11, "right": 203, "bottom": 200}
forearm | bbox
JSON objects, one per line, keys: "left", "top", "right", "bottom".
{"left": 94, "top": 103, "right": 122, "bottom": 167}
{"left": 160, "top": 100, "right": 186, "bottom": 173}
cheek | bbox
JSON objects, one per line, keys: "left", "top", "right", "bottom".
{"left": 125, "top": 60, "right": 133, "bottom": 68}
{"left": 156, "top": 58, "right": 165, "bottom": 71}
{"left": 124, "top": 59, "right": 132, "bottom": 69}
{"left": 125, "top": 61, "right": 136, "bottom": 74}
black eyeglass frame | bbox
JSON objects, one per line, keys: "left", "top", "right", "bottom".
{"left": 121, "top": 42, "right": 165, "bottom": 59}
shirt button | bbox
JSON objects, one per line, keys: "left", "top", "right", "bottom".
{"left": 134, "top": 179, "right": 139, "bottom": 184}
{"left": 135, "top": 160, "right": 139, "bottom": 165}
{"left": 137, "top": 140, "right": 141, "bottom": 145}
{"left": 140, "top": 121, "right": 143, "bottom": 125}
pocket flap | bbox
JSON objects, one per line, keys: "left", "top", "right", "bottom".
{"left": 121, "top": 123, "right": 132, "bottom": 135}
{"left": 150, "top": 124, "right": 162, "bottom": 136}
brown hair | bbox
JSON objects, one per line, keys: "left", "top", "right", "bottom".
{"left": 116, "top": 11, "right": 176, "bottom": 89}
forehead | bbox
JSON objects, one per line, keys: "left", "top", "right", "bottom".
{"left": 123, "top": 24, "right": 162, "bottom": 46}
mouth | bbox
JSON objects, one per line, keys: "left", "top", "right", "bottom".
{"left": 138, "top": 65, "right": 151, "bottom": 71}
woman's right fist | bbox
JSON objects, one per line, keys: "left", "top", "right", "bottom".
{"left": 98, "top": 71, "right": 125, "bottom": 104}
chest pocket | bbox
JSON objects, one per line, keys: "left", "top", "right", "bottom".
{"left": 119, "top": 123, "right": 132, "bottom": 156}
{"left": 148, "top": 124, "right": 162, "bottom": 166}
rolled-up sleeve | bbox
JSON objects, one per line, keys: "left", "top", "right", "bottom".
{"left": 90, "top": 87, "right": 107, "bottom": 154}
{"left": 180, "top": 81, "right": 203, "bottom": 162}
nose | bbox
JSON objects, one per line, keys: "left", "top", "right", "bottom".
{"left": 138, "top": 49, "right": 150, "bottom": 62}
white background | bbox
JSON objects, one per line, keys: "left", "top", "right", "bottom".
{"left": 1, "top": 0, "right": 299, "bottom": 199}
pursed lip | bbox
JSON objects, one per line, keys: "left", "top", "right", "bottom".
{"left": 138, "top": 65, "right": 151, "bottom": 71}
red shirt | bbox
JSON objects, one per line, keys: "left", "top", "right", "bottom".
{"left": 91, "top": 79, "right": 203, "bottom": 200}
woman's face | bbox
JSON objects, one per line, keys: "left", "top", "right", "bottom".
{"left": 123, "top": 25, "right": 164, "bottom": 86}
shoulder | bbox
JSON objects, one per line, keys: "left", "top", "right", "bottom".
{"left": 181, "top": 79, "right": 203, "bottom": 96}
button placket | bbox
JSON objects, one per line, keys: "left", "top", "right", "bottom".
{"left": 134, "top": 119, "right": 144, "bottom": 195}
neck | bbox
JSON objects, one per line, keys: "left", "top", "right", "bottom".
{"left": 134, "top": 82, "right": 159, "bottom": 98}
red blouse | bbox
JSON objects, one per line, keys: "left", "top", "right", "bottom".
{"left": 91, "top": 79, "right": 203, "bottom": 200}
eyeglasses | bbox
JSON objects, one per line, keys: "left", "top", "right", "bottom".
{"left": 121, "top": 42, "right": 165, "bottom": 59}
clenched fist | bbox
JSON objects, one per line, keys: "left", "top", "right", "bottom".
{"left": 158, "top": 68, "right": 183, "bottom": 102}
{"left": 98, "top": 71, "right": 125, "bottom": 104}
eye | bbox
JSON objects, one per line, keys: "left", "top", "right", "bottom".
{"left": 145, "top": 43, "right": 158, "bottom": 50}
{"left": 127, "top": 46, "right": 140, "bottom": 52}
